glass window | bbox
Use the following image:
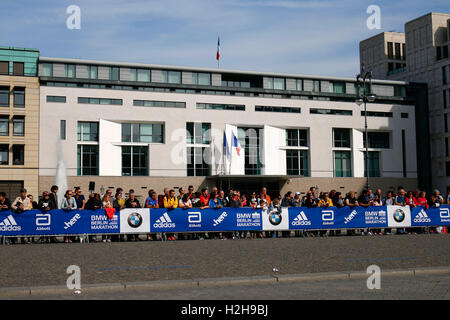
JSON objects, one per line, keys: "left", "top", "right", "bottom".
{"left": 296, "top": 79, "right": 303, "bottom": 91}
{"left": 13, "top": 62, "right": 24, "bottom": 76}
{"left": 121, "top": 146, "right": 148, "bottom": 176}
{"left": 274, "top": 78, "right": 285, "bottom": 90}
{"left": 238, "top": 127, "right": 262, "bottom": 175}
{"left": 313, "top": 80, "right": 320, "bottom": 92}
{"left": 186, "top": 122, "right": 211, "bottom": 145}
{"left": 364, "top": 132, "right": 390, "bottom": 149}
{"left": 122, "top": 123, "right": 163, "bottom": 143}
{"left": 333, "top": 128, "right": 351, "bottom": 148}
{"left": 0, "top": 61, "right": 8, "bottom": 75}
{"left": 77, "top": 145, "right": 99, "bottom": 176}
{"left": 65, "top": 64, "right": 76, "bottom": 78}
{"left": 137, "top": 69, "right": 150, "bottom": 82}
{"left": 41, "top": 63, "right": 53, "bottom": 77}
{"left": 0, "top": 117, "right": 8, "bottom": 136}
{"left": 0, "top": 87, "right": 9, "bottom": 107}
{"left": 286, "top": 150, "right": 309, "bottom": 176}
{"left": 311, "top": 108, "right": 352, "bottom": 116}
{"left": 60, "top": 120, "right": 66, "bottom": 140}
{"left": 46, "top": 96, "right": 66, "bottom": 103}
{"left": 12, "top": 145, "right": 24, "bottom": 165}
{"left": 87, "top": 66, "right": 98, "bottom": 79}
{"left": 187, "top": 146, "right": 211, "bottom": 176}
{"left": 334, "top": 151, "right": 352, "bottom": 177}
{"left": 12, "top": 117, "right": 24, "bottom": 136}
{"left": 196, "top": 103, "right": 245, "bottom": 111}
{"left": 110, "top": 67, "right": 119, "bottom": 81}
{"left": 162, "top": 71, "right": 181, "bottom": 84}
{"left": 192, "top": 73, "right": 211, "bottom": 85}
{"left": 13, "top": 88, "right": 25, "bottom": 108}
{"left": 0, "top": 145, "right": 8, "bottom": 165}
{"left": 331, "top": 81, "right": 346, "bottom": 94}
{"left": 364, "top": 151, "right": 380, "bottom": 177}
{"left": 77, "top": 122, "right": 99, "bottom": 142}
{"left": 286, "top": 129, "right": 308, "bottom": 147}
{"left": 255, "top": 106, "right": 301, "bottom": 113}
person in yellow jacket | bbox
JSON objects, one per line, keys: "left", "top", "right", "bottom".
{"left": 163, "top": 189, "right": 178, "bottom": 241}
{"left": 318, "top": 192, "right": 334, "bottom": 208}
{"left": 163, "top": 189, "right": 178, "bottom": 209}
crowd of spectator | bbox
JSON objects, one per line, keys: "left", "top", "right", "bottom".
{"left": 0, "top": 184, "right": 448, "bottom": 244}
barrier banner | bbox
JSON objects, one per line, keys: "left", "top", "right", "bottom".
{"left": 1, "top": 205, "right": 450, "bottom": 237}
{"left": 149, "top": 207, "right": 262, "bottom": 232}
{"left": 289, "top": 206, "right": 388, "bottom": 230}
{"left": 0, "top": 209, "right": 120, "bottom": 236}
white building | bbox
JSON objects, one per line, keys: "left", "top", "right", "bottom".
{"left": 37, "top": 57, "right": 421, "bottom": 198}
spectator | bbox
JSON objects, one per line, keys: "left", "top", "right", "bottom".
{"left": 61, "top": 190, "right": 77, "bottom": 243}
{"left": 318, "top": 192, "right": 333, "bottom": 208}
{"left": 344, "top": 191, "right": 359, "bottom": 207}
{"left": 292, "top": 192, "right": 302, "bottom": 207}
{"left": 416, "top": 191, "right": 429, "bottom": 209}
{"left": 113, "top": 191, "right": 126, "bottom": 211}
{"left": 27, "top": 195, "right": 38, "bottom": 209}
{"left": 200, "top": 188, "right": 210, "bottom": 207}
{"left": 281, "top": 191, "right": 294, "bottom": 207}
{"left": 240, "top": 194, "right": 247, "bottom": 207}
{"left": 187, "top": 185, "right": 195, "bottom": 200}
{"left": 145, "top": 191, "right": 159, "bottom": 208}
{"left": 37, "top": 191, "right": 56, "bottom": 212}
{"left": 49, "top": 185, "right": 59, "bottom": 209}
{"left": 191, "top": 192, "right": 202, "bottom": 208}
{"left": 158, "top": 187, "right": 170, "bottom": 208}
{"left": 430, "top": 189, "right": 444, "bottom": 207}
{"left": 112, "top": 188, "right": 124, "bottom": 203}
{"left": 177, "top": 187, "right": 186, "bottom": 201}
{"left": 267, "top": 198, "right": 282, "bottom": 238}
{"left": 11, "top": 188, "right": 32, "bottom": 213}
{"left": 358, "top": 190, "right": 372, "bottom": 207}
{"left": 218, "top": 190, "right": 229, "bottom": 207}
{"left": 102, "top": 193, "right": 113, "bottom": 209}
{"left": 258, "top": 187, "right": 271, "bottom": 206}
{"left": 0, "top": 192, "right": 11, "bottom": 211}
{"left": 229, "top": 191, "right": 241, "bottom": 208}
{"left": 74, "top": 187, "right": 86, "bottom": 210}
{"left": 61, "top": 190, "right": 77, "bottom": 210}
{"left": 125, "top": 189, "right": 141, "bottom": 209}
{"left": 303, "top": 192, "right": 317, "bottom": 208}
{"left": 447, "top": 190, "right": 450, "bottom": 205}
{"left": 179, "top": 193, "right": 193, "bottom": 209}
{"left": 394, "top": 189, "right": 407, "bottom": 234}
{"left": 85, "top": 193, "right": 102, "bottom": 210}
{"left": 164, "top": 189, "right": 178, "bottom": 210}
{"left": 208, "top": 192, "right": 222, "bottom": 209}
{"left": 406, "top": 191, "right": 417, "bottom": 208}
{"left": 383, "top": 191, "right": 395, "bottom": 206}
{"left": 333, "top": 192, "right": 344, "bottom": 208}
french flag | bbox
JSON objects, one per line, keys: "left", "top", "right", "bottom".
{"left": 232, "top": 132, "right": 241, "bottom": 156}
{"left": 216, "top": 37, "right": 220, "bottom": 61}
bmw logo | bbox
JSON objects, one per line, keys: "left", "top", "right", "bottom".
{"left": 127, "top": 212, "right": 143, "bottom": 228}
{"left": 393, "top": 209, "right": 405, "bottom": 223}
{"left": 269, "top": 211, "right": 282, "bottom": 226}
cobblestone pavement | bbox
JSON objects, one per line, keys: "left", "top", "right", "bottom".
{"left": 0, "top": 234, "right": 449, "bottom": 289}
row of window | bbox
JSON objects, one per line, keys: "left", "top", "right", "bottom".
{"left": 0, "top": 144, "right": 24, "bottom": 165}
{"left": 0, "top": 61, "right": 26, "bottom": 76}
{"left": 40, "top": 63, "right": 406, "bottom": 97}
{"left": 0, "top": 116, "right": 25, "bottom": 136}
{"left": 0, "top": 87, "right": 25, "bottom": 108}
{"left": 75, "top": 145, "right": 381, "bottom": 177}
{"left": 43, "top": 81, "right": 410, "bottom": 103}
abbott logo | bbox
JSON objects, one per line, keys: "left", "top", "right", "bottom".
{"left": 440, "top": 208, "right": 450, "bottom": 222}
{"left": 36, "top": 213, "right": 51, "bottom": 226}
{"left": 188, "top": 212, "right": 201, "bottom": 223}
{"left": 322, "top": 210, "right": 334, "bottom": 225}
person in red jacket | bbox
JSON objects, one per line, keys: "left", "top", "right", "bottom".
{"left": 200, "top": 188, "right": 210, "bottom": 207}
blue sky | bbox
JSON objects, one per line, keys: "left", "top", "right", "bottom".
{"left": 1, "top": 0, "right": 449, "bottom": 77}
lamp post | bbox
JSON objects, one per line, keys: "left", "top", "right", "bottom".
{"left": 356, "top": 69, "right": 376, "bottom": 191}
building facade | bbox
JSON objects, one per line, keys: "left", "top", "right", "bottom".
{"left": 37, "top": 56, "right": 420, "bottom": 199}
{"left": 0, "top": 47, "right": 40, "bottom": 199}
{"left": 360, "top": 12, "right": 450, "bottom": 193}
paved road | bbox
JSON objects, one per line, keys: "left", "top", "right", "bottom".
{"left": 18, "top": 273, "right": 450, "bottom": 300}
{"left": 1, "top": 234, "right": 449, "bottom": 289}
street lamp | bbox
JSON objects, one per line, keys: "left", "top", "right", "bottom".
{"left": 356, "top": 68, "right": 376, "bottom": 190}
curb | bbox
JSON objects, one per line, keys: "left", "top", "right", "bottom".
{"left": 1, "top": 266, "right": 449, "bottom": 298}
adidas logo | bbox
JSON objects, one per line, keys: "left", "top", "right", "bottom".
{"left": 0, "top": 215, "right": 22, "bottom": 232}
{"left": 413, "top": 210, "right": 431, "bottom": 223}
{"left": 292, "top": 211, "right": 311, "bottom": 226}
{"left": 153, "top": 212, "right": 175, "bottom": 228}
